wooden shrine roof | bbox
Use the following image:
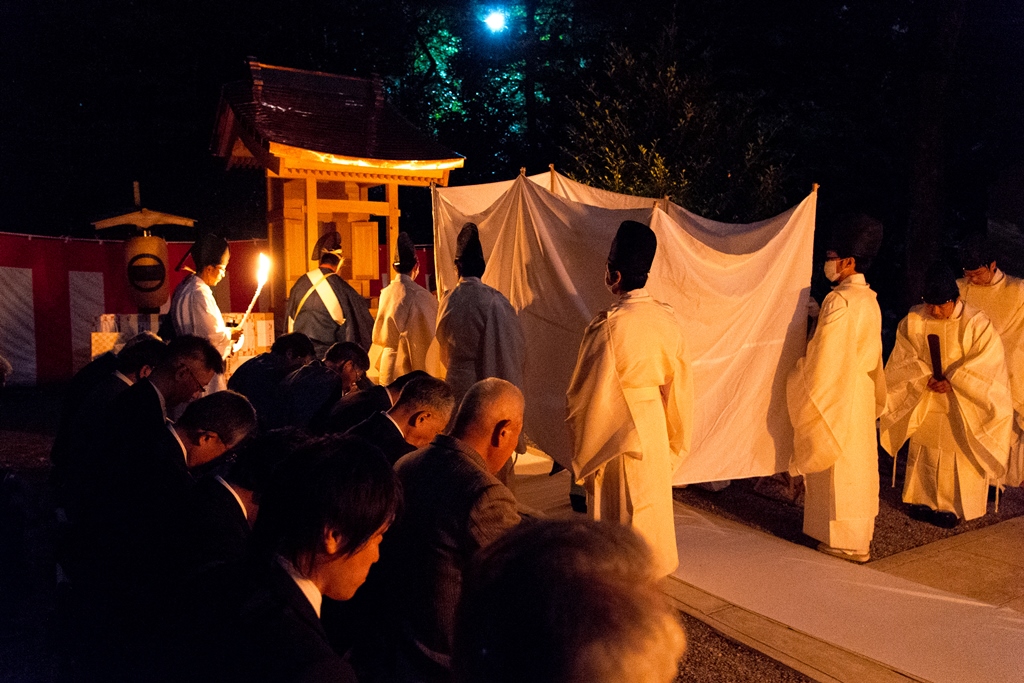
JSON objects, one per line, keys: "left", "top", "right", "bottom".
{"left": 213, "top": 61, "right": 464, "bottom": 172}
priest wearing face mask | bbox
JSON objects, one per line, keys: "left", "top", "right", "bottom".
{"left": 787, "top": 214, "right": 886, "bottom": 563}
{"left": 566, "top": 220, "right": 693, "bottom": 578}
{"left": 880, "top": 263, "right": 1013, "bottom": 528}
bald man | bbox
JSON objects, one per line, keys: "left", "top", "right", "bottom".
{"left": 368, "top": 378, "right": 523, "bottom": 681}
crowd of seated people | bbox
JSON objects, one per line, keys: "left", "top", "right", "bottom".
{"left": 54, "top": 332, "right": 687, "bottom": 682}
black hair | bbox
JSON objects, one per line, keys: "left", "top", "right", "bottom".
{"left": 272, "top": 332, "right": 316, "bottom": 359}
{"left": 252, "top": 435, "right": 402, "bottom": 570}
{"left": 176, "top": 390, "right": 257, "bottom": 448}
{"left": 164, "top": 335, "right": 225, "bottom": 375}
{"left": 387, "top": 369, "right": 431, "bottom": 392}
{"left": 193, "top": 234, "right": 230, "bottom": 271}
{"left": 393, "top": 377, "right": 455, "bottom": 417}
{"left": 958, "top": 233, "right": 995, "bottom": 271}
{"left": 612, "top": 268, "right": 649, "bottom": 292}
{"left": 324, "top": 341, "right": 370, "bottom": 371}
{"left": 319, "top": 252, "right": 341, "bottom": 268}
{"left": 225, "top": 426, "right": 313, "bottom": 501}
{"left": 116, "top": 338, "right": 167, "bottom": 376}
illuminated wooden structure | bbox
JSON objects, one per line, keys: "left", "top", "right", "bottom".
{"left": 212, "top": 60, "right": 464, "bottom": 326}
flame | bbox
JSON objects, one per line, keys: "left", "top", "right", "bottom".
{"left": 256, "top": 253, "right": 271, "bottom": 287}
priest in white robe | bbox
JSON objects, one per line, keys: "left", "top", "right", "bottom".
{"left": 787, "top": 215, "right": 886, "bottom": 563}
{"left": 567, "top": 221, "right": 693, "bottom": 578}
{"left": 880, "top": 263, "right": 1013, "bottom": 528}
{"left": 958, "top": 235, "right": 1024, "bottom": 487}
{"left": 370, "top": 232, "right": 440, "bottom": 385}
{"left": 170, "top": 234, "right": 238, "bottom": 393}
{"left": 435, "top": 223, "right": 526, "bottom": 412}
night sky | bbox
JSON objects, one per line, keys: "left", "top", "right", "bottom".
{"left": 1, "top": 1, "right": 1022, "bottom": 249}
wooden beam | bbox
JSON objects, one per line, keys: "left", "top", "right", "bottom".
{"left": 317, "top": 199, "right": 391, "bottom": 215}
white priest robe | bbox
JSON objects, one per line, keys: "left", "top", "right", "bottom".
{"left": 370, "top": 274, "right": 440, "bottom": 385}
{"left": 566, "top": 289, "right": 693, "bottom": 577}
{"left": 880, "top": 302, "right": 1012, "bottom": 520}
{"left": 170, "top": 273, "right": 231, "bottom": 393}
{"left": 958, "top": 269, "right": 1024, "bottom": 487}
{"left": 787, "top": 274, "right": 886, "bottom": 554}
{"left": 435, "top": 277, "right": 526, "bottom": 405}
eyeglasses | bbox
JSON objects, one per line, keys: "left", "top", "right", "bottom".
{"left": 181, "top": 364, "right": 207, "bottom": 395}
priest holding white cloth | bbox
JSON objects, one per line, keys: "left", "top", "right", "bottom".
{"left": 567, "top": 221, "right": 693, "bottom": 578}
{"left": 787, "top": 215, "right": 886, "bottom": 563}
{"left": 370, "top": 232, "right": 440, "bottom": 385}
{"left": 880, "top": 263, "right": 1012, "bottom": 528}
{"left": 957, "top": 235, "right": 1024, "bottom": 488}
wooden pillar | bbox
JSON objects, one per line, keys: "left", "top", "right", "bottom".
{"left": 385, "top": 183, "right": 400, "bottom": 269}
{"left": 304, "top": 176, "right": 319, "bottom": 270}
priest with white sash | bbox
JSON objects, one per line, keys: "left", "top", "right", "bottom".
{"left": 370, "top": 232, "right": 440, "bottom": 385}
{"left": 787, "top": 215, "right": 886, "bottom": 563}
{"left": 957, "top": 235, "right": 1024, "bottom": 488}
{"left": 880, "top": 263, "right": 1012, "bottom": 528}
{"left": 567, "top": 221, "right": 693, "bottom": 578}
{"left": 286, "top": 232, "right": 374, "bottom": 358}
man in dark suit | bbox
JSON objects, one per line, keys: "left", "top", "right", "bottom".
{"left": 346, "top": 376, "right": 454, "bottom": 465}
{"left": 177, "top": 436, "right": 401, "bottom": 683}
{"left": 317, "top": 370, "right": 430, "bottom": 435}
{"left": 365, "top": 378, "right": 523, "bottom": 682}
{"left": 77, "top": 390, "right": 257, "bottom": 679}
{"left": 187, "top": 427, "right": 312, "bottom": 573}
{"left": 228, "top": 333, "right": 315, "bottom": 430}
{"left": 282, "top": 342, "right": 368, "bottom": 429}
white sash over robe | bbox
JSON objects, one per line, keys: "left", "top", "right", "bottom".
{"left": 288, "top": 268, "right": 345, "bottom": 333}
{"left": 567, "top": 289, "right": 693, "bottom": 577}
{"left": 370, "top": 274, "right": 440, "bottom": 385}
{"left": 786, "top": 274, "right": 885, "bottom": 553}
{"left": 880, "top": 303, "right": 1012, "bottom": 519}
{"left": 959, "top": 270, "right": 1024, "bottom": 486}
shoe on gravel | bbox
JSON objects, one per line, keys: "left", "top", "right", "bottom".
{"left": 816, "top": 542, "right": 870, "bottom": 564}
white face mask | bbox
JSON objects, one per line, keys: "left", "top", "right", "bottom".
{"left": 823, "top": 259, "right": 842, "bottom": 282}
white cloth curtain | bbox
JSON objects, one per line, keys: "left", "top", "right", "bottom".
{"left": 433, "top": 170, "right": 815, "bottom": 484}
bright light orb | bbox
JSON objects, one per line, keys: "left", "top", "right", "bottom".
{"left": 484, "top": 10, "right": 507, "bottom": 32}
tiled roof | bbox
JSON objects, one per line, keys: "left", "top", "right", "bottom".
{"left": 215, "top": 61, "right": 462, "bottom": 163}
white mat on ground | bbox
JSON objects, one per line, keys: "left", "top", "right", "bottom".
{"left": 672, "top": 505, "right": 1024, "bottom": 683}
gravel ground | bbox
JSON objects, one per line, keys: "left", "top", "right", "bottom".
{"left": 673, "top": 451, "right": 1024, "bottom": 561}
{"left": 675, "top": 612, "right": 811, "bottom": 683}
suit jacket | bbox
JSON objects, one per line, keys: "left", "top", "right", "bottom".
{"left": 318, "top": 384, "right": 391, "bottom": 435}
{"left": 186, "top": 475, "right": 250, "bottom": 575}
{"left": 374, "top": 435, "right": 520, "bottom": 677}
{"left": 228, "top": 352, "right": 292, "bottom": 430}
{"left": 346, "top": 412, "right": 415, "bottom": 465}
{"left": 282, "top": 361, "right": 342, "bottom": 430}
{"left": 178, "top": 559, "right": 358, "bottom": 683}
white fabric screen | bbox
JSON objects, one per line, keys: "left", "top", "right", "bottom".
{"left": 69, "top": 271, "right": 105, "bottom": 374}
{"left": 433, "top": 171, "right": 815, "bottom": 484}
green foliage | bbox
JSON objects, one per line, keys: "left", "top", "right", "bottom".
{"left": 563, "top": 38, "right": 794, "bottom": 222}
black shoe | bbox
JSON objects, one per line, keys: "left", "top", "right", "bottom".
{"left": 930, "top": 511, "right": 960, "bottom": 529}
{"left": 907, "top": 504, "right": 932, "bottom": 523}
{"left": 569, "top": 493, "right": 587, "bottom": 514}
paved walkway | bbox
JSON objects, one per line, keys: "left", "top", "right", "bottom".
{"left": 514, "top": 452, "right": 1024, "bottom": 683}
